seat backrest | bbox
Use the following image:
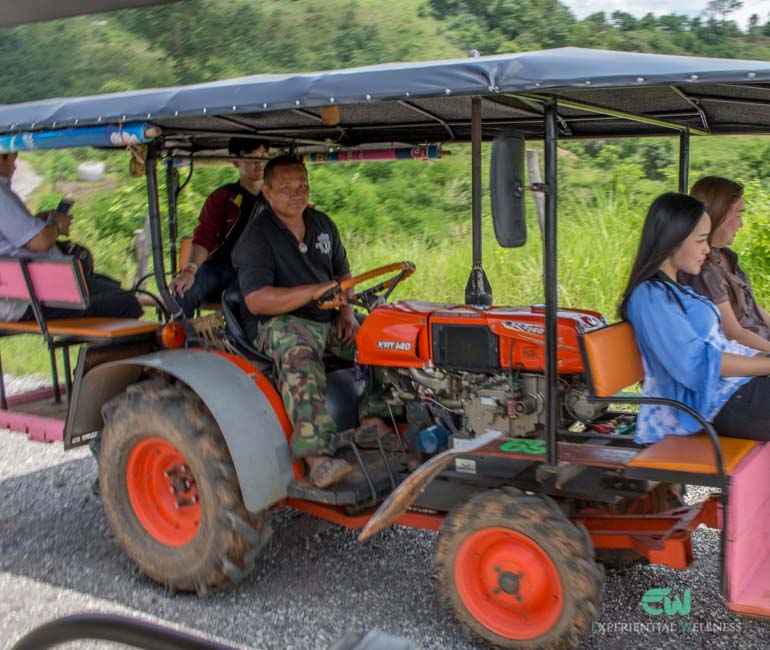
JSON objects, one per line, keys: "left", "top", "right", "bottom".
{"left": 221, "top": 289, "right": 273, "bottom": 364}
{"left": 0, "top": 256, "right": 88, "bottom": 309}
{"left": 28, "top": 257, "right": 89, "bottom": 308}
{"left": 579, "top": 321, "right": 643, "bottom": 398}
{"left": 221, "top": 289, "right": 249, "bottom": 342}
{"left": 0, "top": 257, "right": 31, "bottom": 301}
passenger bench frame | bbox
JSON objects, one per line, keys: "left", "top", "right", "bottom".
{"left": 0, "top": 255, "right": 157, "bottom": 440}
{"left": 578, "top": 320, "right": 766, "bottom": 611}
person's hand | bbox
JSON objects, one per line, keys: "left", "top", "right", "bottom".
{"left": 50, "top": 211, "right": 73, "bottom": 237}
{"left": 311, "top": 280, "right": 341, "bottom": 301}
{"left": 172, "top": 269, "right": 196, "bottom": 296}
{"left": 336, "top": 305, "right": 359, "bottom": 346}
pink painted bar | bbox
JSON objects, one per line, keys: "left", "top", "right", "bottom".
{"left": 28, "top": 259, "right": 87, "bottom": 306}
{"left": 1, "top": 386, "right": 67, "bottom": 443}
{"left": 5, "top": 385, "right": 62, "bottom": 407}
{"left": 0, "top": 259, "right": 31, "bottom": 301}
{"left": 726, "top": 442, "right": 770, "bottom": 619}
{"left": 0, "top": 410, "right": 63, "bottom": 442}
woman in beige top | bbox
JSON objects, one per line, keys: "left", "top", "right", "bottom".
{"left": 679, "top": 176, "right": 770, "bottom": 353}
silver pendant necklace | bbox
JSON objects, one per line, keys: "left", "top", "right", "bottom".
{"left": 298, "top": 242, "right": 308, "bottom": 254}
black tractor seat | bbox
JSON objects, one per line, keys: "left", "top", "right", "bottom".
{"left": 222, "top": 289, "right": 358, "bottom": 371}
{"left": 221, "top": 289, "right": 274, "bottom": 365}
{"left": 221, "top": 289, "right": 365, "bottom": 431}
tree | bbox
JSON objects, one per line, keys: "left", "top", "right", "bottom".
{"left": 115, "top": 0, "right": 247, "bottom": 84}
{"left": 639, "top": 13, "right": 658, "bottom": 30}
{"left": 706, "top": 0, "right": 743, "bottom": 21}
{"left": 426, "top": 0, "right": 577, "bottom": 52}
{"left": 611, "top": 11, "right": 638, "bottom": 31}
{"left": 657, "top": 14, "right": 690, "bottom": 32}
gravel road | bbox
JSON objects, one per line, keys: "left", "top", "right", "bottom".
{"left": 1, "top": 377, "right": 768, "bottom": 650}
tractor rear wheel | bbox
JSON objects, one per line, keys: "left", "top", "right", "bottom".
{"left": 99, "top": 378, "right": 271, "bottom": 594}
{"left": 434, "top": 488, "right": 603, "bottom": 649}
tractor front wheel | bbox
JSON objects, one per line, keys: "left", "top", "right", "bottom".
{"left": 99, "top": 378, "right": 271, "bottom": 595}
{"left": 434, "top": 488, "right": 603, "bottom": 649}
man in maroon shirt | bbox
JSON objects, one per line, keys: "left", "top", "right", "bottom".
{"left": 172, "top": 138, "right": 270, "bottom": 316}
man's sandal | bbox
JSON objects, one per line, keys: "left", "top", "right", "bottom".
{"left": 309, "top": 457, "right": 352, "bottom": 489}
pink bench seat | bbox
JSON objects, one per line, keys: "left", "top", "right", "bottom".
{"left": 725, "top": 442, "right": 770, "bottom": 619}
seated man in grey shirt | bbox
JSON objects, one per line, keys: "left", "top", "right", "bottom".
{"left": 0, "top": 152, "right": 142, "bottom": 321}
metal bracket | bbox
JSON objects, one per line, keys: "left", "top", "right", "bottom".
{"left": 515, "top": 181, "right": 552, "bottom": 197}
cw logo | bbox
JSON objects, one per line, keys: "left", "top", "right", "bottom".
{"left": 641, "top": 588, "right": 692, "bottom": 616}
{"left": 499, "top": 439, "right": 546, "bottom": 455}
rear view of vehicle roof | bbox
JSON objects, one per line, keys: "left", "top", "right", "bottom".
{"left": 2, "top": 47, "right": 770, "bottom": 146}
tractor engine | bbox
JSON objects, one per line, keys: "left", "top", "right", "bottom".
{"left": 392, "top": 367, "right": 546, "bottom": 437}
{"left": 356, "top": 300, "right": 608, "bottom": 450}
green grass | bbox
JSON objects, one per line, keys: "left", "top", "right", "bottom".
{"left": 12, "top": 135, "right": 770, "bottom": 379}
{"left": 3, "top": 337, "right": 52, "bottom": 377}
{"left": 3, "top": 185, "right": 640, "bottom": 378}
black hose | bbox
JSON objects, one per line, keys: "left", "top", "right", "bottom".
{"left": 11, "top": 613, "right": 237, "bottom": 650}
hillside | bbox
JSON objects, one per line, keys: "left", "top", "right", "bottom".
{"left": 2, "top": 0, "right": 770, "bottom": 104}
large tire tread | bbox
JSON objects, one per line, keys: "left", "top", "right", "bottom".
{"left": 100, "top": 378, "right": 270, "bottom": 595}
{"left": 434, "top": 489, "right": 604, "bottom": 650}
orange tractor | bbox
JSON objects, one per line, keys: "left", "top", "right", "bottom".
{"left": 2, "top": 48, "right": 769, "bottom": 649}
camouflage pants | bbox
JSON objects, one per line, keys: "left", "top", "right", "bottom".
{"left": 256, "top": 314, "right": 390, "bottom": 459}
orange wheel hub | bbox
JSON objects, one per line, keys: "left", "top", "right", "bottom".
{"left": 126, "top": 437, "right": 201, "bottom": 547}
{"left": 455, "top": 527, "right": 563, "bottom": 640}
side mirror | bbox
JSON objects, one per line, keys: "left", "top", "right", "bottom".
{"left": 490, "top": 132, "right": 527, "bottom": 248}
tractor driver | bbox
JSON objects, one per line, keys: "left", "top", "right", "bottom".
{"left": 232, "top": 155, "right": 391, "bottom": 489}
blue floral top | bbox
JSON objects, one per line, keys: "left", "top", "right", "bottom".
{"left": 626, "top": 279, "right": 757, "bottom": 444}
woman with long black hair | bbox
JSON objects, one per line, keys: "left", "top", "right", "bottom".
{"left": 619, "top": 192, "right": 770, "bottom": 444}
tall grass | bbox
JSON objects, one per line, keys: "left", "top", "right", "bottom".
{"left": 3, "top": 187, "right": 645, "bottom": 377}
{"left": 10, "top": 141, "right": 770, "bottom": 378}
{"left": 346, "top": 188, "right": 644, "bottom": 322}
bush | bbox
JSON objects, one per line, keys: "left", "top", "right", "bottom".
{"left": 735, "top": 178, "right": 770, "bottom": 302}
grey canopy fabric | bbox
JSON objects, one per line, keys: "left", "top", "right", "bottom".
{"left": 2, "top": 47, "right": 770, "bottom": 148}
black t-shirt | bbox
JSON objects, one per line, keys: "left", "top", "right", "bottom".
{"left": 232, "top": 203, "right": 350, "bottom": 339}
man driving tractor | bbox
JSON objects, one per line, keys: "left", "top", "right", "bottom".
{"left": 232, "top": 155, "right": 391, "bottom": 489}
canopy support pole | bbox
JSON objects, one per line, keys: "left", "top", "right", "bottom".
{"left": 166, "top": 161, "right": 179, "bottom": 276}
{"left": 679, "top": 130, "right": 690, "bottom": 194}
{"left": 465, "top": 95, "right": 492, "bottom": 306}
{"left": 543, "top": 101, "right": 559, "bottom": 468}
{"left": 146, "top": 145, "right": 181, "bottom": 317}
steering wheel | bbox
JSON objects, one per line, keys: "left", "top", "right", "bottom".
{"left": 317, "top": 261, "right": 415, "bottom": 310}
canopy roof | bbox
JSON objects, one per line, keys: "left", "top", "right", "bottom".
{"left": 0, "top": 0, "right": 183, "bottom": 27}
{"left": 3, "top": 47, "right": 770, "bottom": 150}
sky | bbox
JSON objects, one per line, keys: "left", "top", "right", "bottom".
{"left": 562, "top": 0, "right": 770, "bottom": 29}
